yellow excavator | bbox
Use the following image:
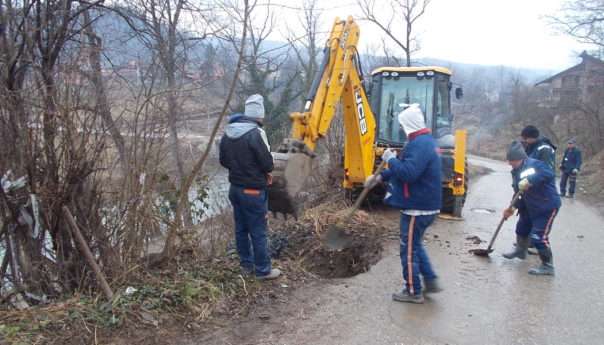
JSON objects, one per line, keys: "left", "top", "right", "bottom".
{"left": 268, "top": 16, "right": 468, "bottom": 218}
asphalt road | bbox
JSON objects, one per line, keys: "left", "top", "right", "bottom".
{"left": 201, "top": 156, "right": 604, "bottom": 345}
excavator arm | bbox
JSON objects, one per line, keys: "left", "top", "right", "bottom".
{"left": 269, "top": 17, "right": 377, "bottom": 217}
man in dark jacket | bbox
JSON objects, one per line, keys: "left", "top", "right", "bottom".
{"left": 559, "top": 138, "right": 582, "bottom": 198}
{"left": 219, "top": 94, "right": 281, "bottom": 280}
{"left": 502, "top": 141, "right": 561, "bottom": 276}
{"left": 365, "top": 104, "right": 442, "bottom": 304}
{"left": 520, "top": 125, "right": 557, "bottom": 172}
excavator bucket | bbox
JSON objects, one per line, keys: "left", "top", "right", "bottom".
{"left": 268, "top": 152, "right": 314, "bottom": 219}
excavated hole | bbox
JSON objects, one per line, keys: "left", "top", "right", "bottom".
{"left": 274, "top": 209, "right": 385, "bottom": 279}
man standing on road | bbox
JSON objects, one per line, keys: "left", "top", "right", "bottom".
{"left": 519, "top": 125, "right": 557, "bottom": 255}
{"left": 219, "top": 94, "right": 281, "bottom": 280}
{"left": 560, "top": 138, "right": 582, "bottom": 198}
{"left": 502, "top": 141, "right": 561, "bottom": 276}
{"left": 365, "top": 104, "right": 442, "bottom": 304}
{"left": 520, "top": 125, "right": 557, "bottom": 171}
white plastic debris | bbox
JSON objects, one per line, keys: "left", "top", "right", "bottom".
{"left": 125, "top": 286, "right": 138, "bottom": 295}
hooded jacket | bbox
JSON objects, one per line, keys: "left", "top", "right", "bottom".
{"left": 219, "top": 117, "right": 273, "bottom": 189}
{"left": 525, "top": 137, "right": 556, "bottom": 172}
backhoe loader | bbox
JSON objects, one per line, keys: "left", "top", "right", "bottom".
{"left": 268, "top": 16, "right": 467, "bottom": 218}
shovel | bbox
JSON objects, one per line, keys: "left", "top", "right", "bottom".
{"left": 470, "top": 191, "right": 522, "bottom": 257}
{"left": 325, "top": 160, "right": 388, "bottom": 250}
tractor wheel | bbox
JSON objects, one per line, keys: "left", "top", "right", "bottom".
{"left": 442, "top": 160, "right": 469, "bottom": 216}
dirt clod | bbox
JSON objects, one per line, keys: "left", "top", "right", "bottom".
{"left": 465, "top": 235, "right": 483, "bottom": 244}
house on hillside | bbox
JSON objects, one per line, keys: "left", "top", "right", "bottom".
{"left": 535, "top": 51, "right": 604, "bottom": 108}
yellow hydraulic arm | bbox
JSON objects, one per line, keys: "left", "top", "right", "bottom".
{"left": 269, "top": 17, "right": 377, "bottom": 216}
{"left": 288, "top": 16, "right": 377, "bottom": 186}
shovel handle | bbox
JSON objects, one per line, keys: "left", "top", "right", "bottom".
{"left": 486, "top": 191, "right": 523, "bottom": 251}
{"left": 344, "top": 160, "right": 389, "bottom": 220}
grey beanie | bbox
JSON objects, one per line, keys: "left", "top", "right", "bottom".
{"left": 244, "top": 94, "right": 265, "bottom": 119}
{"left": 567, "top": 138, "right": 577, "bottom": 144}
{"left": 506, "top": 140, "right": 528, "bottom": 161}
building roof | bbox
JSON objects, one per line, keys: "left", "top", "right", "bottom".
{"left": 535, "top": 51, "right": 604, "bottom": 86}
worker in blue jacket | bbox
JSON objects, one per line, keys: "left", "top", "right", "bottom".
{"left": 520, "top": 125, "right": 557, "bottom": 171}
{"left": 502, "top": 141, "right": 561, "bottom": 276}
{"left": 559, "top": 138, "right": 582, "bottom": 198}
{"left": 365, "top": 104, "right": 442, "bottom": 304}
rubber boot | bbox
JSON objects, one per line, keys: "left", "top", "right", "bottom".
{"left": 503, "top": 235, "right": 529, "bottom": 259}
{"left": 529, "top": 248, "right": 555, "bottom": 276}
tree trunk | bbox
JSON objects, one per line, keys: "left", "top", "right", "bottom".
{"left": 83, "top": 10, "right": 128, "bottom": 176}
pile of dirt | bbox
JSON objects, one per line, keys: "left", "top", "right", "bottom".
{"left": 578, "top": 150, "right": 604, "bottom": 214}
{"left": 271, "top": 201, "right": 388, "bottom": 278}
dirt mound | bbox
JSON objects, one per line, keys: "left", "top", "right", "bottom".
{"left": 271, "top": 202, "right": 388, "bottom": 278}
{"left": 579, "top": 150, "right": 604, "bottom": 215}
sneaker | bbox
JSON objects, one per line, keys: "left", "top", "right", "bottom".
{"left": 528, "top": 264, "right": 555, "bottom": 276}
{"left": 392, "top": 290, "right": 424, "bottom": 304}
{"left": 424, "top": 279, "right": 443, "bottom": 294}
{"left": 568, "top": 194, "right": 574, "bottom": 199}
{"left": 256, "top": 268, "right": 281, "bottom": 281}
{"left": 240, "top": 267, "right": 254, "bottom": 277}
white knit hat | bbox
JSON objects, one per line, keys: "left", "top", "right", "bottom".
{"left": 244, "top": 94, "right": 265, "bottom": 119}
{"left": 398, "top": 103, "right": 426, "bottom": 135}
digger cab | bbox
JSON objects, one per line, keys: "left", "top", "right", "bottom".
{"left": 367, "top": 66, "right": 460, "bottom": 144}
{"left": 364, "top": 66, "right": 467, "bottom": 217}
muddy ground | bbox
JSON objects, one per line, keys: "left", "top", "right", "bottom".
{"left": 191, "top": 155, "right": 604, "bottom": 345}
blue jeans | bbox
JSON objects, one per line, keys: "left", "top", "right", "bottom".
{"left": 400, "top": 214, "right": 437, "bottom": 295}
{"left": 228, "top": 185, "right": 271, "bottom": 276}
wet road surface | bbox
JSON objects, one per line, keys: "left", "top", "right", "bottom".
{"left": 201, "top": 156, "right": 604, "bottom": 345}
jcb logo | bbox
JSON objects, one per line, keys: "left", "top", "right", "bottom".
{"left": 354, "top": 89, "right": 368, "bottom": 135}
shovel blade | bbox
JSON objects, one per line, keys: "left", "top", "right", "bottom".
{"left": 324, "top": 225, "right": 353, "bottom": 251}
{"left": 470, "top": 248, "right": 493, "bottom": 257}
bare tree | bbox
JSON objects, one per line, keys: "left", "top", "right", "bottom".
{"left": 357, "top": 0, "right": 431, "bottom": 67}
{"left": 228, "top": 3, "right": 301, "bottom": 144}
{"left": 161, "top": 0, "right": 252, "bottom": 260}
{"left": 81, "top": 9, "right": 128, "bottom": 176}
{"left": 287, "top": 0, "right": 323, "bottom": 96}
{"left": 116, "top": 0, "right": 215, "bottom": 186}
{"left": 551, "top": 0, "right": 604, "bottom": 50}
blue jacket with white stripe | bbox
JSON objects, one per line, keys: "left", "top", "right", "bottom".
{"left": 512, "top": 158, "right": 561, "bottom": 216}
{"left": 560, "top": 147, "right": 582, "bottom": 173}
{"left": 525, "top": 137, "right": 556, "bottom": 172}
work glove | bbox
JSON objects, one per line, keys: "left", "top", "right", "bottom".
{"left": 381, "top": 148, "right": 396, "bottom": 163}
{"left": 364, "top": 174, "right": 382, "bottom": 189}
{"left": 503, "top": 207, "right": 516, "bottom": 221}
{"left": 518, "top": 178, "right": 531, "bottom": 191}
{"left": 572, "top": 168, "right": 579, "bottom": 174}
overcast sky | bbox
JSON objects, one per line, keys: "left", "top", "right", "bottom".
{"left": 263, "top": 0, "right": 592, "bottom": 71}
